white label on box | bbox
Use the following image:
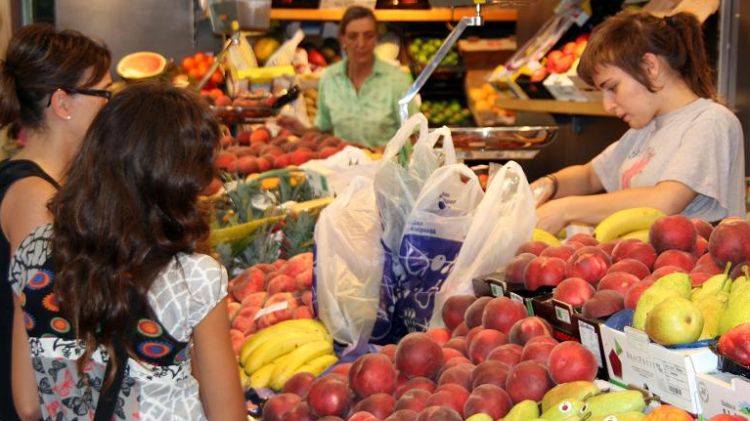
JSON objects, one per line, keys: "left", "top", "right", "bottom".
{"left": 554, "top": 305, "right": 572, "bottom": 324}
{"left": 510, "top": 292, "right": 524, "bottom": 304}
{"left": 623, "top": 348, "right": 695, "bottom": 410}
{"left": 490, "top": 283, "right": 504, "bottom": 297}
{"left": 578, "top": 321, "right": 603, "bottom": 368}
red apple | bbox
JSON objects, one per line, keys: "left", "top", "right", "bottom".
{"left": 649, "top": 214, "right": 697, "bottom": 253}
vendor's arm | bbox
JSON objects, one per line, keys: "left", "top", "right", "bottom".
{"left": 536, "top": 179, "right": 696, "bottom": 233}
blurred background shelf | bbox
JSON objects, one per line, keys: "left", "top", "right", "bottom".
{"left": 269, "top": 7, "right": 517, "bottom": 22}
{"left": 495, "top": 98, "right": 610, "bottom": 116}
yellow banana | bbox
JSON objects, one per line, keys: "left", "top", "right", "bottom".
{"left": 249, "top": 362, "right": 276, "bottom": 389}
{"left": 239, "top": 367, "right": 251, "bottom": 390}
{"left": 238, "top": 319, "right": 331, "bottom": 366}
{"left": 533, "top": 228, "right": 561, "bottom": 246}
{"left": 270, "top": 340, "right": 334, "bottom": 390}
{"left": 593, "top": 207, "right": 665, "bottom": 243}
{"left": 297, "top": 354, "right": 339, "bottom": 377}
{"left": 619, "top": 228, "right": 650, "bottom": 242}
{"left": 244, "top": 331, "right": 323, "bottom": 374}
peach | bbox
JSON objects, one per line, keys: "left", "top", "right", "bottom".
{"left": 236, "top": 156, "right": 259, "bottom": 174}
{"left": 481, "top": 297, "right": 528, "bottom": 334}
{"left": 692, "top": 218, "right": 713, "bottom": 240}
{"left": 251, "top": 127, "right": 271, "bottom": 143}
{"left": 717, "top": 323, "right": 750, "bottom": 366}
{"left": 464, "top": 326, "right": 484, "bottom": 347}
{"left": 300, "top": 290, "right": 314, "bottom": 307}
{"left": 505, "top": 360, "right": 554, "bottom": 403}
{"left": 707, "top": 415, "right": 748, "bottom": 421}
{"left": 564, "top": 246, "right": 612, "bottom": 285}
{"left": 227, "top": 301, "right": 241, "bottom": 320}
{"left": 347, "top": 412, "right": 380, "bottom": 421}
{"left": 428, "top": 383, "right": 469, "bottom": 414}
{"left": 462, "top": 384, "right": 513, "bottom": 419}
{"left": 416, "top": 406, "right": 462, "bottom": 421}
{"left": 520, "top": 340, "right": 556, "bottom": 364}
{"left": 395, "top": 333, "right": 444, "bottom": 380}
{"left": 653, "top": 249, "right": 697, "bottom": 272}
{"left": 611, "top": 239, "right": 657, "bottom": 269}
{"left": 690, "top": 271, "right": 712, "bottom": 287}
{"left": 319, "top": 146, "right": 339, "bottom": 159}
{"left": 236, "top": 131, "right": 252, "bottom": 145}
{"left": 624, "top": 279, "right": 656, "bottom": 310}
{"left": 437, "top": 363, "right": 474, "bottom": 391}
{"left": 240, "top": 291, "right": 268, "bottom": 308}
{"left": 524, "top": 256, "right": 567, "bottom": 290}
{"left": 694, "top": 236, "right": 709, "bottom": 257}
{"left": 284, "top": 401, "right": 315, "bottom": 421}
{"left": 426, "top": 328, "right": 451, "bottom": 346}
{"left": 508, "top": 317, "right": 553, "bottom": 346}
{"left": 692, "top": 253, "right": 724, "bottom": 275}
{"left": 380, "top": 344, "right": 397, "bottom": 361}
{"left": 505, "top": 252, "right": 537, "bottom": 284}
{"left": 464, "top": 296, "right": 492, "bottom": 329}
{"left": 393, "top": 377, "right": 436, "bottom": 399}
{"left": 467, "top": 329, "right": 508, "bottom": 364}
{"left": 547, "top": 341, "right": 598, "bottom": 383}
{"left": 283, "top": 372, "right": 316, "bottom": 397}
{"left": 263, "top": 393, "right": 302, "bottom": 421}
{"left": 649, "top": 214, "right": 697, "bottom": 253}
{"left": 394, "top": 389, "right": 431, "bottom": 413}
{"left": 709, "top": 220, "right": 750, "bottom": 269}
{"left": 384, "top": 409, "right": 417, "bottom": 421}
{"left": 516, "top": 241, "right": 548, "bottom": 256}
{"left": 267, "top": 274, "right": 298, "bottom": 294}
{"left": 293, "top": 306, "right": 313, "bottom": 319}
{"left": 597, "top": 272, "right": 640, "bottom": 295}
{"left": 306, "top": 375, "right": 352, "bottom": 418}
{"left": 567, "top": 233, "right": 598, "bottom": 246}
{"left": 351, "top": 393, "right": 396, "bottom": 420}
{"left": 441, "top": 347, "right": 465, "bottom": 362}
{"left": 230, "top": 268, "right": 265, "bottom": 301}
{"left": 215, "top": 151, "right": 237, "bottom": 170}
{"left": 581, "top": 290, "right": 624, "bottom": 319}
{"left": 349, "top": 353, "right": 398, "bottom": 398}
{"left": 256, "top": 156, "right": 272, "bottom": 172}
{"left": 598, "top": 241, "right": 618, "bottom": 256}
{"left": 607, "top": 258, "right": 651, "bottom": 279}
{"left": 441, "top": 295, "right": 476, "bottom": 330}
{"left": 553, "top": 277, "right": 596, "bottom": 308}
{"left": 330, "top": 363, "right": 352, "bottom": 377}
{"left": 540, "top": 245, "right": 576, "bottom": 261}
{"left": 439, "top": 357, "right": 473, "bottom": 375}
{"left": 471, "top": 359, "right": 511, "bottom": 389}
{"left": 451, "top": 322, "right": 469, "bottom": 338}
{"left": 486, "top": 343, "right": 523, "bottom": 367}
{"left": 443, "top": 338, "right": 467, "bottom": 356}
{"left": 295, "top": 269, "right": 313, "bottom": 290}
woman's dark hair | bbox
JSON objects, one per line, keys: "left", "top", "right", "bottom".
{"left": 578, "top": 11, "right": 715, "bottom": 99}
{"left": 49, "top": 81, "right": 220, "bottom": 389}
{"left": 339, "top": 5, "right": 377, "bottom": 36}
{"left": 0, "top": 24, "right": 111, "bottom": 131}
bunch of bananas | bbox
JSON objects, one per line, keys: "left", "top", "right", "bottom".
{"left": 594, "top": 207, "right": 666, "bottom": 243}
{"left": 238, "top": 318, "right": 337, "bottom": 391}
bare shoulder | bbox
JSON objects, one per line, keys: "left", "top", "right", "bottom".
{"left": 1, "top": 176, "right": 57, "bottom": 251}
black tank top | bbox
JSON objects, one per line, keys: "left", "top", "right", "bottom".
{"left": 0, "top": 159, "right": 59, "bottom": 421}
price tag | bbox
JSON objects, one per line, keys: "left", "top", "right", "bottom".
{"left": 253, "top": 301, "right": 289, "bottom": 320}
{"left": 578, "top": 321, "right": 603, "bottom": 368}
{"left": 554, "top": 305, "right": 572, "bottom": 324}
{"left": 510, "top": 292, "right": 524, "bottom": 304}
{"left": 490, "top": 283, "right": 505, "bottom": 297}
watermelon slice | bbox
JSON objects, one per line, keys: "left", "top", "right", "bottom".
{"left": 117, "top": 51, "right": 167, "bottom": 80}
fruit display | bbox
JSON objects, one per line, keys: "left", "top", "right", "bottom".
{"left": 420, "top": 99, "right": 473, "bottom": 127}
{"left": 530, "top": 34, "right": 590, "bottom": 83}
{"left": 408, "top": 37, "right": 461, "bottom": 68}
{"left": 214, "top": 126, "right": 345, "bottom": 176}
{"left": 180, "top": 51, "right": 224, "bottom": 86}
{"left": 466, "top": 83, "right": 515, "bottom": 126}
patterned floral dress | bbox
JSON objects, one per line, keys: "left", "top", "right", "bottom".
{"left": 9, "top": 224, "right": 228, "bottom": 420}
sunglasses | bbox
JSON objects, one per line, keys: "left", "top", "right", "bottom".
{"left": 47, "top": 87, "right": 112, "bottom": 107}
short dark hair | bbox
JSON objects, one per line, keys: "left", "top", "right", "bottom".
{"left": 0, "top": 24, "right": 111, "bottom": 131}
{"left": 339, "top": 5, "right": 377, "bottom": 36}
{"left": 577, "top": 11, "right": 714, "bottom": 99}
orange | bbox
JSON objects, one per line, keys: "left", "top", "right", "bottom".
{"left": 181, "top": 56, "right": 195, "bottom": 71}
{"left": 643, "top": 405, "right": 694, "bottom": 421}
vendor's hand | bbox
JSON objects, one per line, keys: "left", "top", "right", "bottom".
{"left": 535, "top": 197, "right": 571, "bottom": 235}
{"left": 530, "top": 176, "right": 555, "bottom": 207}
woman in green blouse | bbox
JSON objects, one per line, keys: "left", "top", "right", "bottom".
{"left": 316, "top": 6, "right": 417, "bottom": 149}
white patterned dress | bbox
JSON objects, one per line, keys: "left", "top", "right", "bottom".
{"left": 9, "top": 224, "right": 228, "bottom": 420}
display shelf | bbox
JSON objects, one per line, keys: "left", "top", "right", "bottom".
{"left": 269, "top": 7, "right": 517, "bottom": 22}
{"left": 495, "top": 98, "right": 610, "bottom": 117}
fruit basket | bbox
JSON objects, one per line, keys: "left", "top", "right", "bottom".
{"left": 447, "top": 125, "right": 558, "bottom": 160}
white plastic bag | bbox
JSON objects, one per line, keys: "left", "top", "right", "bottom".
{"left": 395, "top": 163, "right": 485, "bottom": 333}
{"left": 370, "top": 122, "right": 456, "bottom": 342}
{"left": 430, "top": 161, "right": 536, "bottom": 326}
{"left": 313, "top": 176, "right": 383, "bottom": 346}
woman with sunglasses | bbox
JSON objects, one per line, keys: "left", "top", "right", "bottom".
{"left": 0, "top": 24, "right": 111, "bottom": 420}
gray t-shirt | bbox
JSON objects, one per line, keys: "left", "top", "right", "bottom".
{"left": 592, "top": 98, "right": 745, "bottom": 222}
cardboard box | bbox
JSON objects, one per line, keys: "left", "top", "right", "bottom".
{"left": 696, "top": 371, "right": 750, "bottom": 419}
{"left": 530, "top": 296, "right": 608, "bottom": 379}
{"left": 599, "top": 324, "right": 718, "bottom": 414}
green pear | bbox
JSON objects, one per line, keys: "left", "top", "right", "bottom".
{"left": 540, "top": 399, "right": 585, "bottom": 420}
{"left": 691, "top": 272, "right": 731, "bottom": 302}
{"left": 502, "top": 400, "right": 540, "bottom": 421}
{"left": 719, "top": 278, "right": 750, "bottom": 334}
{"left": 632, "top": 272, "right": 691, "bottom": 330}
{"left": 582, "top": 390, "right": 647, "bottom": 418}
{"left": 465, "top": 414, "right": 493, "bottom": 421}
{"left": 587, "top": 411, "right": 646, "bottom": 421}
{"left": 541, "top": 381, "right": 600, "bottom": 412}
{"left": 692, "top": 275, "right": 731, "bottom": 340}
{"left": 645, "top": 296, "right": 703, "bottom": 345}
